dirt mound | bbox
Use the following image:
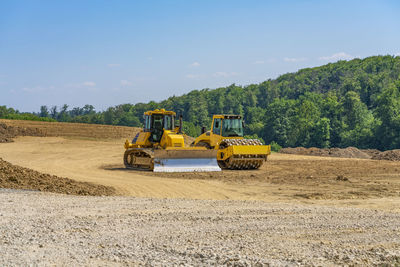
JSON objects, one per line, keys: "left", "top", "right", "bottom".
{"left": 280, "top": 146, "right": 400, "bottom": 161}
{"left": 183, "top": 134, "right": 195, "bottom": 146}
{"left": 0, "top": 157, "right": 116, "bottom": 196}
{"left": 371, "top": 149, "right": 400, "bottom": 161}
{"left": 360, "top": 149, "right": 382, "bottom": 158}
{"left": 280, "top": 146, "right": 371, "bottom": 159}
{"left": 0, "top": 119, "right": 140, "bottom": 140}
{"left": 0, "top": 122, "right": 45, "bottom": 143}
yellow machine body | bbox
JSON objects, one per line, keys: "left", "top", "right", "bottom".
{"left": 217, "top": 144, "right": 271, "bottom": 161}
{"left": 124, "top": 109, "right": 220, "bottom": 172}
{"left": 125, "top": 130, "right": 185, "bottom": 149}
{"left": 193, "top": 114, "right": 271, "bottom": 170}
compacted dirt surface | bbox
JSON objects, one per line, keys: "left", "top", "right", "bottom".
{"left": 3, "top": 136, "right": 400, "bottom": 211}
{"left": 1, "top": 120, "right": 400, "bottom": 265}
{"left": 1, "top": 189, "right": 400, "bottom": 266}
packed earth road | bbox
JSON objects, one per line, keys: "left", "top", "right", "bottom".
{"left": 1, "top": 120, "right": 400, "bottom": 265}
{"left": 1, "top": 189, "right": 400, "bottom": 266}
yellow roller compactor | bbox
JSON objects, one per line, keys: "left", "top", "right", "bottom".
{"left": 124, "top": 109, "right": 221, "bottom": 172}
{"left": 192, "top": 115, "right": 271, "bottom": 170}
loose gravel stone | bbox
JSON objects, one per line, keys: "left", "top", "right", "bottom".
{"left": 0, "top": 189, "right": 399, "bottom": 266}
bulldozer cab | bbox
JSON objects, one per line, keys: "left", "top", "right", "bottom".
{"left": 212, "top": 115, "right": 244, "bottom": 137}
{"left": 144, "top": 110, "right": 175, "bottom": 143}
{"left": 124, "top": 108, "right": 220, "bottom": 172}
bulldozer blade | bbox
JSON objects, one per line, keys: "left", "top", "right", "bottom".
{"left": 153, "top": 149, "right": 221, "bottom": 172}
{"left": 154, "top": 158, "right": 221, "bottom": 172}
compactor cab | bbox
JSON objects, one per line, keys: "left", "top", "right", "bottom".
{"left": 195, "top": 115, "right": 245, "bottom": 148}
{"left": 193, "top": 114, "right": 271, "bottom": 170}
{"left": 212, "top": 115, "right": 244, "bottom": 137}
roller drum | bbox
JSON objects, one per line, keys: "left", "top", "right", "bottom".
{"left": 218, "top": 139, "right": 266, "bottom": 170}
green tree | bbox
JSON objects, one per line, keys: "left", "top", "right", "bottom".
{"left": 39, "top": 106, "right": 49, "bottom": 117}
{"left": 340, "top": 91, "right": 375, "bottom": 148}
{"left": 50, "top": 106, "right": 58, "bottom": 119}
{"left": 312, "top": 118, "right": 331, "bottom": 148}
{"left": 263, "top": 98, "right": 296, "bottom": 147}
{"left": 374, "top": 82, "right": 400, "bottom": 149}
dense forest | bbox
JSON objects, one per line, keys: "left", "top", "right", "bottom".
{"left": 1, "top": 55, "right": 400, "bottom": 150}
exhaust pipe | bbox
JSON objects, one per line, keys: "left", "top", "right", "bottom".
{"left": 179, "top": 114, "right": 183, "bottom": 134}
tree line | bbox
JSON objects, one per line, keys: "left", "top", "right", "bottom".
{"left": 1, "top": 55, "right": 399, "bottom": 150}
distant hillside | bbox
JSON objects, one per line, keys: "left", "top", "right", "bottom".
{"left": 2, "top": 55, "right": 400, "bottom": 150}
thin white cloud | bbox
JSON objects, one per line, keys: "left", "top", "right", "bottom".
{"left": 83, "top": 81, "right": 96, "bottom": 87}
{"left": 319, "top": 52, "right": 354, "bottom": 61}
{"left": 108, "top": 63, "right": 121, "bottom": 67}
{"left": 147, "top": 57, "right": 153, "bottom": 61}
{"left": 284, "top": 57, "right": 307, "bottom": 62}
{"left": 395, "top": 52, "right": 400, "bottom": 57}
{"left": 189, "top": 61, "right": 200, "bottom": 67}
{"left": 22, "top": 86, "right": 47, "bottom": 93}
{"left": 64, "top": 82, "right": 96, "bottom": 90}
{"left": 185, "top": 74, "right": 201, "bottom": 79}
{"left": 120, "top": 80, "right": 132, "bottom": 86}
{"left": 253, "top": 60, "right": 265, "bottom": 64}
{"left": 213, "top": 72, "right": 239, "bottom": 78}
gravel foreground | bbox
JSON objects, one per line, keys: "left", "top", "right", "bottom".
{"left": 1, "top": 189, "right": 400, "bottom": 266}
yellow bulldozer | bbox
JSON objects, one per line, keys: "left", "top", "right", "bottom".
{"left": 192, "top": 114, "right": 271, "bottom": 169}
{"left": 124, "top": 109, "right": 221, "bottom": 172}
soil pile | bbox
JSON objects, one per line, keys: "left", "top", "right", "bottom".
{"left": 280, "top": 146, "right": 371, "bottom": 159}
{"left": 0, "top": 119, "right": 139, "bottom": 140}
{"left": 280, "top": 146, "right": 400, "bottom": 161}
{"left": 0, "top": 157, "right": 116, "bottom": 196}
{"left": 183, "top": 134, "right": 195, "bottom": 147}
{"left": 0, "top": 122, "right": 45, "bottom": 143}
{"left": 371, "top": 149, "right": 400, "bottom": 161}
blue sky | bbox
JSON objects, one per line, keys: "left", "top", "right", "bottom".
{"left": 1, "top": 0, "right": 399, "bottom": 112}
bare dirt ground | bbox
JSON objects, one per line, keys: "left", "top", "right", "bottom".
{"left": 1, "top": 136, "right": 400, "bottom": 212}
{"left": 281, "top": 146, "right": 400, "bottom": 161}
{"left": 0, "top": 122, "right": 45, "bottom": 143}
{"left": 1, "top": 120, "right": 400, "bottom": 265}
{"left": 0, "top": 119, "right": 140, "bottom": 139}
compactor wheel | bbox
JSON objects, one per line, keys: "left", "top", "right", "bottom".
{"left": 218, "top": 157, "right": 263, "bottom": 170}
{"left": 217, "top": 139, "right": 265, "bottom": 170}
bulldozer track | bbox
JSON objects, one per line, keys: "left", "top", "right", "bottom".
{"left": 124, "top": 148, "right": 154, "bottom": 171}
{"left": 218, "top": 139, "right": 266, "bottom": 170}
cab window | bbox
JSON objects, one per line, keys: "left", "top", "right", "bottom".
{"left": 150, "top": 114, "right": 164, "bottom": 142}
{"left": 144, "top": 115, "right": 151, "bottom": 131}
{"left": 213, "top": 118, "right": 221, "bottom": 135}
{"left": 222, "top": 118, "right": 243, "bottom": 137}
{"left": 152, "top": 114, "right": 163, "bottom": 130}
{"left": 164, "top": 115, "right": 173, "bottom": 130}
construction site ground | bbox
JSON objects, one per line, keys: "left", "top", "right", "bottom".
{"left": 2, "top": 135, "right": 400, "bottom": 211}
{"left": 1, "top": 120, "right": 400, "bottom": 265}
